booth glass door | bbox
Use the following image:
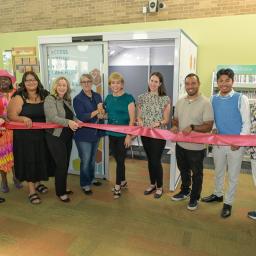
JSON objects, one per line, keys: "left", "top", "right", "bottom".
{"left": 45, "top": 42, "right": 106, "bottom": 177}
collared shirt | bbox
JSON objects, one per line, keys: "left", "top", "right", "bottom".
{"left": 212, "top": 89, "right": 250, "bottom": 135}
{"left": 73, "top": 90, "right": 104, "bottom": 142}
{"left": 174, "top": 94, "right": 214, "bottom": 151}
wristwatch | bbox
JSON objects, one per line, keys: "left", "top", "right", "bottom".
{"left": 190, "top": 124, "right": 195, "bottom": 131}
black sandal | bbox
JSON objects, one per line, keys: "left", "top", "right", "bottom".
{"left": 154, "top": 188, "right": 163, "bottom": 199}
{"left": 28, "top": 193, "right": 41, "bottom": 204}
{"left": 35, "top": 184, "right": 48, "bottom": 194}
{"left": 113, "top": 187, "right": 121, "bottom": 199}
{"left": 121, "top": 181, "right": 128, "bottom": 189}
{"left": 144, "top": 185, "right": 156, "bottom": 195}
{"left": 111, "top": 182, "right": 128, "bottom": 192}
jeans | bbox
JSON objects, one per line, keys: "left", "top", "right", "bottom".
{"left": 76, "top": 140, "right": 99, "bottom": 188}
{"left": 141, "top": 136, "right": 166, "bottom": 188}
{"left": 176, "top": 144, "right": 206, "bottom": 201}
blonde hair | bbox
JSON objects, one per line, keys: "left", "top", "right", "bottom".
{"left": 108, "top": 72, "right": 124, "bottom": 86}
{"left": 51, "top": 76, "right": 71, "bottom": 102}
{"left": 80, "top": 73, "right": 93, "bottom": 83}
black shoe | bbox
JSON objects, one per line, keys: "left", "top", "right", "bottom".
{"left": 92, "top": 181, "right": 102, "bottom": 186}
{"left": 248, "top": 211, "right": 256, "bottom": 220}
{"left": 171, "top": 191, "right": 190, "bottom": 201}
{"left": 187, "top": 199, "right": 198, "bottom": 211}
{"left": 0, "top": 197, "right": 5, "bottom": 203}
{"left": 201, "top": 194, "right": 223, "bottom": 203}
{"left": 144, "top": 185, "right": 156, "bottom": 195}
{"left": 221, "top": 203, "right": 232, "bottom": 218}
{"left": 83, "top": 189, "right": 93, "bottom": 195}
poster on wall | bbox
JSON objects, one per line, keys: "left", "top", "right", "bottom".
{"left": 10, "top": 47, "right": 40, "bottom": 82}
{"left": 46, "top": 44, "right": 105, "bottom": 176}
{"left": 178, "top": 32, "right": 197, "bottom": 97}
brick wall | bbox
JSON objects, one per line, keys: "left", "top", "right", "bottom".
{"left": 0, "top": 0, "right": 256, "bottom": 32}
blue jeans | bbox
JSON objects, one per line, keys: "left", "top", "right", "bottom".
{"left": 75, "top": 140, "right": 99, "bottom": 187}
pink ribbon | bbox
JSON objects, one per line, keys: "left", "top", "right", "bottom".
{"left": 3, "top": 121, "right": 255, "bottom": 146}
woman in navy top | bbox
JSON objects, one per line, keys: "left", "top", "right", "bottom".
{"left": 73, "top": 74, "right": 104, "bottom": 195}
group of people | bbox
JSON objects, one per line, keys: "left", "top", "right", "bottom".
{"left": 0, "top": 68, "right": 256, "bottom": 221}
{"left": 171, "top": 68, "right": 255, "bottom": 220}
{"left": 0, "top": 70, "right": 170, "bottom": 205}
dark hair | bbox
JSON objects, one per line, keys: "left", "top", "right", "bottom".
{"left": 148, "top": 72, "right": 167, "bottom": 96}
{"left": 18, "top": 71, "right": 48, "bottom": 100}
{"left": 216, "top": 68, "right": 235, "bottom": 81}
{"left": 185, "top": 73, "right": 200, "bottom": 83}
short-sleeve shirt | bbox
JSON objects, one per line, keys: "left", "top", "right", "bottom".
{"left": 137, "top": 92, "right": 170, "bottom": 129}
{"left": 104, "top": 93, "right": 135, "bottom": 137}
{"left": 174, "top": 94, "right": 214, "bottom": 150}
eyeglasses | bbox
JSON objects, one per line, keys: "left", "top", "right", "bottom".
{"left": 25, "top": 79, "right": 37, "bottom": 83}
{"left": 81, "top": 81, "right": 92, "bottom": 84}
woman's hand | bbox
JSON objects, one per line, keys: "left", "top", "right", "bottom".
{"left": 68, "top": 120, "right": 79, "bottom": 131}
{"left": 170, "top": 126, "right": 179, "bottom": 134}
{"left": 97, "top": 103, "right": 105, "bottom": 119}
{"left": 0, "top": 118, "right": 5, "bottom": 130}
{"left": 124, "top": 135, "right": 132, "bottom": 148}
{"left": 23, "top": 117, "right": 32, "bottom": 128}
{"left": 151, "top": 121, "right": 161, "bottom": 128}
{"left": 136, "top": 119, "right": 143, "bottom": 126}
{"left": 97, "top": 103, "right": 104, "bottom": 112}
{"left": 0, "top": 118, "right": 5, "bottom": 126}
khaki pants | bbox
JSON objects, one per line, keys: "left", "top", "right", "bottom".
{"left": 213, "top": 145, "right": 245, "bottom": 205}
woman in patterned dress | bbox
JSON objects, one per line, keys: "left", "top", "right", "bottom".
{"left": 0, "top": 69, "right": 22, "bottom": 197}
{"left": 137, "top": 72, "right": 171, "bottom": 199}
{"left": 247, "top": 103, "right": 256, "bottom": 220}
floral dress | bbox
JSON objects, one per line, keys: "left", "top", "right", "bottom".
{"left": 0, "top": 90, "right": 15, "bottom": 172}
{"left": 248, "top": 103, "right": 256, "bottom": 159}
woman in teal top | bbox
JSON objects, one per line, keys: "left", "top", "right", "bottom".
{"left": 104, "top": 72, "right": 135, "bottom": 199}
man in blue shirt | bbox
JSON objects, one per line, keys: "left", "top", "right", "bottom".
{"left": 202, "top": 68, "right": 250, "bottom": 218}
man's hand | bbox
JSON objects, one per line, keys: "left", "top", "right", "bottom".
{"left": 182, "top": 126, "right": 192, "bottom": 135}
{"left": 230, "top": 145, "right": 240, "bottom": 151}
{"left": 170, "top": 126, "right": 179, "bottom": 134}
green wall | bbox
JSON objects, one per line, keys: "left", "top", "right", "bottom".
{"left": 1, "top": 13, "right": 256, "bottom": 96}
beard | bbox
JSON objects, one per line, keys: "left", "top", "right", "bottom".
{"left": 186, "top": 89, "right": 198, "bottom": 96}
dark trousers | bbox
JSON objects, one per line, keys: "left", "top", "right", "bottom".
{"left": 176, "top": 144, "right": 206, "bottom": 201}
{"left": 109, "top": 136, "right": 127, "bottom": 185}
{"left": 141, "top": 136, "right": 166, "bottom": 188}
{"left": 46, "top": 133, "right": 72, "bottom": 196}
